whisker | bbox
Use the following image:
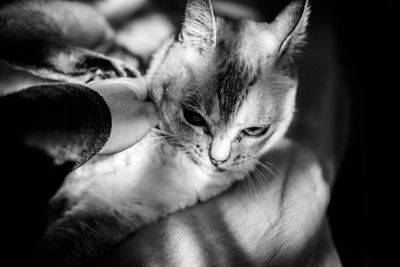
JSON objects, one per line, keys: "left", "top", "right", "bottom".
{"left": 262, "top": 160, "right": 282, "bottom": 177}
{"left": 246, "top": 155, "right": 280, "bottom": 182}
{"left": 249, "top": 171, "right": 258, "bottom": 199}
{"left": 150, "top": 128, "right": 182, "bottom": 140}
{"left": 234, "top": 175, "right": 242, "bottom": 201}
{"left": 253, "top": 167, "right": 269, "bottom": 189}
{"left": 230, "top": 169, "right": 248, "bottom": 203}
{"left": 245, "top": 175, "right": 252, "bottom": 200}
{"left": 242, "top": 169, "right": 254, "bottom": 201}
{"left": 256, "top": 162, "right": 279, "bottom": 182}
{"left": 240, "top": 176, "right": 249, "bottom": 200}
{"left": 246, "top": 174, "right": 255, "bottom": 200}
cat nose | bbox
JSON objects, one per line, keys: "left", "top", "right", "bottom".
{"left": 209, "top": 135, "right": 231, "bottom": 166}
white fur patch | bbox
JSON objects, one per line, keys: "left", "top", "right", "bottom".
{"left": 57, "top": 131, "right": 242, "bottom": 226}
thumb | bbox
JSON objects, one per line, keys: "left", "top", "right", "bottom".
{"left": 88, "top": 77, "right": 148, "bottom": 101}
{"left": 87, "top": 77, "right": 159, "bottom": 154}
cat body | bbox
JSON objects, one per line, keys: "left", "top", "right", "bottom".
{"left": 31, "top": 0, "right": 311, "bottom": 265}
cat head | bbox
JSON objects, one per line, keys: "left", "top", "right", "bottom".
{"left": 148, "top": 0, "right": 310, "bottom": 174}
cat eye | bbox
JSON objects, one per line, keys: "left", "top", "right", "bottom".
{"left": 242, "top": 126, "right": 269, "bottom": 137}
{"left": 182, "top": 108, "right": 207, "bottom": 127}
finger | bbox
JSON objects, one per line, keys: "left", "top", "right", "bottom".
{"left": 122, "top": 101, "right": 158, "bottom": 145}
{"left": 99, "top": 100, "right": 158, "bottom": 155}
{"left": 88, "top": 77, "right": 148, "bottom": 101}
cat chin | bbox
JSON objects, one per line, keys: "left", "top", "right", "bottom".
{"left": 191, "top": 159, "right": 220, "bottom": 174}
{"left": 201, "top": 165, "right": 227, "bottom": 175}
{"left": 185, "top": 152, "right": 227, "bottom": 175}
{"left": 196, "top": 162, "right": 243, "bottom": 179}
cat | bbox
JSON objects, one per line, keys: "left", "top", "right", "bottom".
{"left": 36, "top": 0, "right": 310, "bottom": 266}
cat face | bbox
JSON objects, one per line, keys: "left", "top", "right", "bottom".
{"left": 148, "top": 0, "right": 309, "bottom": 174}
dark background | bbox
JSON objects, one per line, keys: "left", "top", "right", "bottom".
{"left": 328, "top": 0, "right": 370, "bottom": 266}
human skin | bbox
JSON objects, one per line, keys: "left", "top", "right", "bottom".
{"left": 87, "top": 77, "right": 159, "bottom": 155}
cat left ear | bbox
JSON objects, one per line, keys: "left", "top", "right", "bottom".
{"left": 179, "top": 0, "right": 217, "bottom": 49}
{"left": 269, "top": 0, "right": 310, "bottom": 55}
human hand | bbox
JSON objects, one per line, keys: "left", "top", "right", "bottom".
{"left": 87, "top": 77, "right": 158, "bottom": 154}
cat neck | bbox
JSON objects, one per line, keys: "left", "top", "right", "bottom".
{"left": 141, "top": 131, "right": 244, "bottom": 202}
{"left": 155, "top": 132, "right": 241, "bottom": 183}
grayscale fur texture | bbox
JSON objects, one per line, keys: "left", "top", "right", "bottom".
{"left": 37, "top": 0, "right": 310, "bottom": 266}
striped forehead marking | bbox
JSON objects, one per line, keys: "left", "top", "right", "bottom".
{"left": 215, "top": 55, "right": 259, "bottom": 123}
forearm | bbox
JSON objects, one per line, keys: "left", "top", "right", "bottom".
{"left": 0, "top": 83, "right": 111, "bottom": 167}
{"left": 0, "top": 82, "right": 112, "bottom": 263}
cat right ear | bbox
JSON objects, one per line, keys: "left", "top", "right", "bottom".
{"left": 179, "top": 0, "right": 217, "bottom": 49}
{"left": 269, "top": 0, "right": 310, "bottom": 55}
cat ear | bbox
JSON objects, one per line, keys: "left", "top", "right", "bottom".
{"left": 179, "top": 0, "right": 217, "bottom": 49}
{"left": 269, "top": 0, "right": 310, "bottom": 55}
